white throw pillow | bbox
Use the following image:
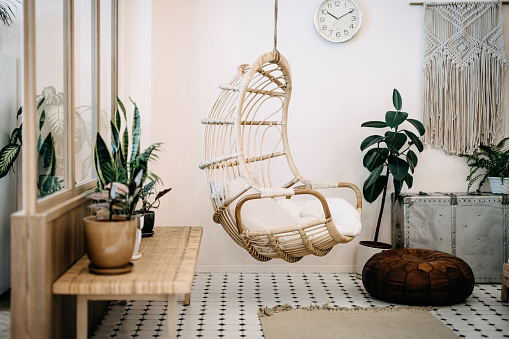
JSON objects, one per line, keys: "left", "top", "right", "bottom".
{"left": 226, "top": 177, "right": 297, "bottom": 231}
{"left": 277, "top": 197, "right": 361, "bottom": 237}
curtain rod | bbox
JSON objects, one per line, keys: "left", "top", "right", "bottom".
{"left": 410, "top": 1, "right": 509, "bottom": 4}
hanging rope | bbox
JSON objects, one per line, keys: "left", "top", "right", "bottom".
{"left": 273, "top": 0, "right": 278, "bottom": 52}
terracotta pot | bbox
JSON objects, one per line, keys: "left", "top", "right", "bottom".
{"left": 83, "top": 215, "right": 137, "bottom": 269}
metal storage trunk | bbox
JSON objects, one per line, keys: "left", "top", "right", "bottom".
{"left": 392, "top": 193, "right": 509, "bottom": 283}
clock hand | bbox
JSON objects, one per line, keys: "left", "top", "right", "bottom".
{"left": 326, "top": 11, "right": 339, "bottom": 20}
{"left": 336, "top": 8, "right": 354, "bottom": 21}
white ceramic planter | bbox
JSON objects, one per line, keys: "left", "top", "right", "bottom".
{"left": 132, "top": 215, "right": 143, "bottom": 260}
{"left": 355, "top": 241, "right": 392, "bottom": 279}
{"left": 488, "top": 177, "right": 509, "bottom": 194}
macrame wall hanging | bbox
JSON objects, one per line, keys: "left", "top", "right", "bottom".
{"left": 423, "top": 1, "right": 506, "bottom": 155}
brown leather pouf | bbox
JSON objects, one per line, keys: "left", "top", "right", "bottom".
{"left": 362, "top": 248, "right": 475, "bottom": 306}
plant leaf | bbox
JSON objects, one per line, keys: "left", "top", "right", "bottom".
{"left": 116, "top": 96, "right": 127, "bottom": 121}
{"left": 110, "top": 120, "right": 120, "bottom": 153}
{"left": 36, "top": 96, "right": 46, "bottom": 110}
{"left": 39, "top": 133, "right": 53, "bottom": 168}
{"left": 122, "top": 127, "right": 129, "bottom": 163}
{"left": 363, "top": 148, "right": 389, "bottom": 171}
{"left": 393, "top": 178, "right": 403, "bottom": 197}
{"left": 406, "top": 150, "right": 418, "bottom": 173}
{"left": 10, "top": 127, "right": 21, "bottom": 145}
{"left": 36, "top": 134, "right": 42, "bottom": 153}
{"left": 0, "top": 144, "right": 21, "bottom": 178}
{"left": 361, "top": 121, "right": 388, "bottom": 128}
{"left": 130, "top": 102, "right": 141, "bottom": 161}
{"left": 404, "top": 130, "right": 424, "bottom": 152}
{"left": 406, "top": 118, "right": 425, "bottom": 136}
{"left": 16, "top": 106, "right": 22, "bottom": 120}
{"left": 154, "top": 187, "right": 172, "bottom": 201}
{"left": 385, "top": 111, "right": 408, "bottom": 128}
{"left": 360, "top": 135, "right": 384, "bottom": 151}
{"left": 364, "top": 165, "right": 384, "bottom": 189}
{"left": 94, "top": 132, "right": 116, "bottom": 186}
{"left": 115, "top": 108, "right": 121, "bottom": 132}
{"left": 404, "top": 173, "right": 413, "bottom": 189}
{"left": 363, "top": 175, "right": 386, "bottom": 203}
{"left": 392, "top": 89, "right": 402, "bottom": 111}
{"left": 39, "top": 109, "right": 45, "bottom": 131}
{"left": 385, "top": 131, "right": 407, "bottom": 151}
{"left": 388, "top": 154, "right": 409, "bottom": 181}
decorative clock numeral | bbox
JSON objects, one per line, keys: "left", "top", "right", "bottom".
{"left": 314, "top": 0, "right": 362, "bottom": 43}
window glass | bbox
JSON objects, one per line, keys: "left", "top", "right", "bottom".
{"left": 35, "top": 0, "right": 66, "bottom": 198}
{"left": 100, "top": 1, "right": 113, "bottom": 134}
{"left": 74, "top": 0, "right": 96, "bottom": 185}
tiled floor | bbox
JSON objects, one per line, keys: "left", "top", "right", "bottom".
{"left": 0, "top": 290, "right": 10, "bottom": 339}
{"left": 91, "top": 273, "right": 509, "bottom": 338}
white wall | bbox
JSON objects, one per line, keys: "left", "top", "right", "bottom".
{"left": 144, "top": 0, "right": 509, "bottom": 272}
{"left": 119, "top": 0, "right": 152, "bottom": 150}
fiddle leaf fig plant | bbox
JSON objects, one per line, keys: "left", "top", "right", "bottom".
{"left": 360, "top": 89, "right": 425, "bottom": 243}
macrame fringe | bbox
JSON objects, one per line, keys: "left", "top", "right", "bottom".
{"left": 422, "top": 1, "right": 506, "bottom": 155}
{"left": 258, "top": 304, "right": 438, "bottom": 317}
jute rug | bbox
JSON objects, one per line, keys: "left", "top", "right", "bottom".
{"left": 258, "top": 304, "right": 459, "bottom": 339}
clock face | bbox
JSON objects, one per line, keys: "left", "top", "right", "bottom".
{"left": 314, "top": 0, "right": 362, "bottom": 43}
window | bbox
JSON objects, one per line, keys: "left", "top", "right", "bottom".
{"left": 24, "top": 0, "right": 118, "bottom": 211}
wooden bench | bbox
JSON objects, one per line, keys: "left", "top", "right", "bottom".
{"left": 52, "top": 226, "right": 202, "bottom": 339}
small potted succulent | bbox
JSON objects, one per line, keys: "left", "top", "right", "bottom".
{"left": 465, "top": 137, "right": 509, "bottom": 194}
{"left": 136, "top": 181, "right": 171, "bottom": 236}
{"left": 357, "top": 89, "right": 425, "bottom": 276}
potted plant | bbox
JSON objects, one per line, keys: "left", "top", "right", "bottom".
{"left": 136, "top": 181, "right": 171, "bottom": 236}
{"left": 85, "top": 97, "right": 161, "bottom": 273}
{"left": 465, "top": 137, "right": 509, "bottom": 194}
{"left": 85, "top": 171, "right": 144, "bottom": 274}
{"left": 357, "top": 89, "right": 425, "bottom": 276}
{"left": 0, "top": 97, "right": 62, "bottom": 197}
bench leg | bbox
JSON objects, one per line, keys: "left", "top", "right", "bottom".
{"left": 502, "top": 279, "right": 508, "bottom": 302}
{"left": 167, "top": 294, "right": 177, "bottom": 339}
{"left": 184, "top": 293, "right": 191, "bottom": 306}
{"left": 77, "top": 296, "right": 88, "bottom": 339}
{"left": 503, "top": 264, "right": 509, "bottom": 302}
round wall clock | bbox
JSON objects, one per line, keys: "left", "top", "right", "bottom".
{"left": 314, "top": 0, "right": 362, "bottom": 43}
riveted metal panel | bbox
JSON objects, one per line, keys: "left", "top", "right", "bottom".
{"left": 392, "top": 193, "right": 453, "bottom": 252}
{"left": 455, "top": 195, "right": 505, "bottom": 283}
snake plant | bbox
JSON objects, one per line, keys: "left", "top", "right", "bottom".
{"left": 92, "top": 97, "right": 162, "bottom": 218}
{"left": 360, "top": 89, "right": 425, "bottom": 244}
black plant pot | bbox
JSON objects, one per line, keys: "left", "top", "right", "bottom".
{"left": 141, "top": 211, "right": 155, "bottom": 237}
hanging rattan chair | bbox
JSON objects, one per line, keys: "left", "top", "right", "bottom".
{"left": 199, "top": 50, "right": 363, "bottom": 263}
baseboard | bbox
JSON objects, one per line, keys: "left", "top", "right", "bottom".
{"left": 196, "top": 265, "right": 355, "bottom": 273}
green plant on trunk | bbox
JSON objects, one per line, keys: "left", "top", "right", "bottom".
{"left": 464, "top": 137, "right": 509, "bottom": 193}
{"left": 360, "top": 89, "right": 425, "bottom": 244}
{"left": 91, "top": 97, "right": 162, "bottom": 219}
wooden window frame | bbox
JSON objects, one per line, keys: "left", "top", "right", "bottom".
{"left": 23, "top": 0, "right": 118, "bottom": 214}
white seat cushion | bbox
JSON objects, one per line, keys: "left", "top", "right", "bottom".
{"left": 226, "top": 177, "right": 361, "bottom": 237}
